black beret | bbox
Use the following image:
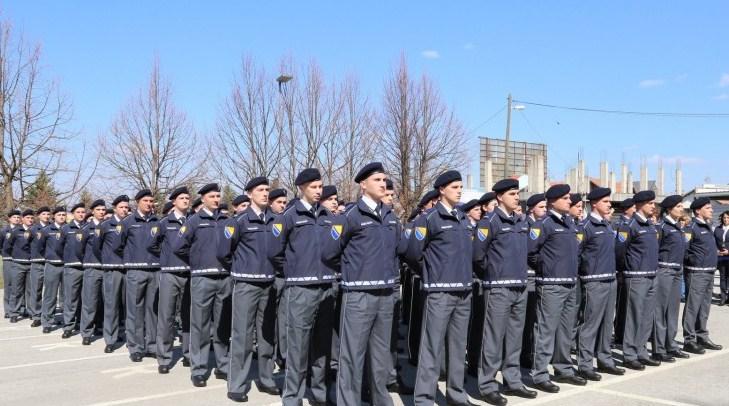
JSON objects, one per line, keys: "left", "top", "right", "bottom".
{"left": 545, "top": 184, "right": 571, "bottom": 200}
{"left": 135, "top": 189, "right": 153, "bottom": 201}
{"left": 492, "top": 178, "right": 519, "bottom": 193}
{"left": 526, "top": 193, "right": 546, "bottom": 208}
{"left": 478, "top": 192, "right": 496, "bottom": 206}
{"left": 690, "top": 197, "right": 711, "bottom": 211}
{"left": 354, "top": 162, "right": 385, "bottom": 183}
{"left": 321, "top": 185, "right": 338, "bottom": 200}
{"left": 587, "top": 187, "right": 611, "bottom": 202}
{"left": 191, "top": 197, "right": 203, "bottom": 208}
{"left": 460, "top": 199, "right": 479, "bottom": 212}
{"left": 418, "top": 189, "right": 440, "bottom": 207}
{"left": 36, "top": 206, "right": 51, "bottom": 214}
{"left": 232, "top": 194, "right": 250, "bottom": 206}
{"left": 621, "top": 198, "right": 635, "bottom": 209}
{"left": 112, "top": 195, "right": 130, "bottom": 206}
{"left": 21, "top": 209, "right": 34, "bottom": 217}
{"left": 385, "top": 179, "right": 394, "bottom": 190}
{"left": 219, "top": 203, "right": 229, "bottom": 211}
{"left": 197, "top": 183, "right": 220, "bottom": 195}
{"left": 169, "top": 186, "right": 190, "bottom": 201}
{"left": 633, "top": 190, "right": 655, "bottom": 204}
{"left": 7, "top": 209, "right": 20, "bottom": 217}
{"left": 162, "top": 201, "right": 174, "bottom": 214}
{"left": 433, "top": 170, "right": 462, "bottom": 189}
{"left": 105, "top": 207, "right": 114, "bottom": 215}
{"left": 52, "top": 206, "right": 66, "bottom": 215}
{"left": 570, "top": 193, "right": 583, "bottom": 206}
{"left": 660, "top": 195, "right": 682, "bottom": 209}
{"left": 70, "top": 203, "right": 85, "bottom": 212}
{"left": 90, "top": 199, "right": 106, "bottom": 210}
{"left": 295, "top": 168, "right": 321, "bottom": 186}
{"left": 268, "top": 189, "right": 286, "bottom": 201}
{"left": 245, "top": 176, "right": 269, "bottom": 191}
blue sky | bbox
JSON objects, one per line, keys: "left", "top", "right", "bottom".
{"left": 5, "top": 1, "right": 729, "bottom": 191}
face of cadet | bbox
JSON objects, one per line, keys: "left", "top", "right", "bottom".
{"left": 202, "top": 191, "right": 221, "bottom": 211}
{"left": 38, "top": 212, "right": 51, "bottom": 224}
{"left": 323, "top": 195, "right": 338, "bottom": 212}
{"left": 569, "top": 201, "right": 584, "bottom": 219}
{"left": 383, "top": 189, "right": 395, "bottom": 207}
{"left": 54, "top": 212, "right": 67, "bottom": 224}
{"left": 440, "top": 181, "right": 463, "bottom": 206}
{"left": 697, "top": 204, "right": 713, "bottom": 222}
{"left": 115, "top": 202, "right": 130, "bottom": 219}
{"left": 498, "top": 189, "right": 520, "bottom": 212}
{"left": 22, "top": 215, "right": 34, "bottom": 227}
{"left": 93, "top": 206, "right": 106, "bottom": 220}
{"left": 362, "top": 172, "right": 387, "bottom": 201}
{"left": 269, "top": 197, "right": 287, "bottom": 214}
{"left": 73, "top": 208, "right": 86, "bottom": 222}
{"left": 9, "top": 215, "right": 20, "bottom": 225}
{"left": 300, "top": 180, "right": 323, "bottom": 203}
{"left": 532, "top": 201, "right": 547, "bottom": 219}
{"left": 593, "top": 196, "right": 612, "bottom": 218}
{"left": 467, "top": 206, "right": 481, "bottom": 221}
{"left": 250, "top": 185, "right": 269, "bottom": 209}
{"left": 174, "top": 194, "right": 190, "bottom": 213}
{"left": 624, "top": 206, "right": 636, "bottom": 218}
{"left": 551, "top": 193, "right": 571, "bottom": 214}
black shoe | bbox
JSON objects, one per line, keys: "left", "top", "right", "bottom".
{"left": 597, "top": 365, "right": 625, "bottom": 375}
{"left": 9, "top": 316, "right": 18, "bottom": 323}
{"left": 623, "top": 360, "right": 645, "bottom": 370}
{"left": 553, "top": 374, "right": 587, "bottom": 386}
{"left": 130, "top": 352, "right": 144, "bottom": 362}
{"left": 144, "top": 352, "right": 157, "bottom": 359}
{"left": 82, "top": 337, "right": 91, "bottom": 346}
{"left": 42, "top": 327, "right": 51, "bottom": 334}
{"left": 698, "top": 338, "right": 723, "bottom": 351}
{"left": 214, "top": 369, "right": 227, "bottom": 380}
{"left": 478, "top": 391, "right": 507, "bottom": 406}
{"left": 192, "top": 375, "right": 207, "bottom": 387}
{"left": 639, "top": 357, "right": 661, "bottom": 367}
{"left": 533, "top": 381, "right": 560, "bottom": 393}
{"left": 30, "top": 320, "right": 41, "bottom": 327}
{"left": 255, "top": 381, "right": 281, "bottom": 396}
{"left": 104, "top": 345, "right": 115, "bottom": 353}
{"left": 577, "top": 369, "right": 602, "bottom": 381}
{"left": 386, "top": 379, "right": 414, "bottom": 395}
{"left": 439, "top": 371, "right": 447, "bottom": 382}
{"left": 503, "top": 386, "right": 537, "bottom": 399}
{"left": 226, "top": 392, "right": 248, "bottom": 402}
{"left": 158, "top": 365, "right": 170, "bottom": 374}
{"left": 3, "top": 313, "right": 8, "bottom": 319}
{"left": 181, "top": 357, "right": 190, "bottom": 367}
{"left": 668, "top": 350, "right": 690, "bottom": 359}
{"left": 61, "top": 330, "right": 72, "bottom": 339}
{"left": 308, "top": 401, "right": 327, "bottom": 406}
{"left": 684, "top": 341, "right": 706, "bottom": 354}
{"left": 652, "top": 353, "right": 675, "bottom": 363}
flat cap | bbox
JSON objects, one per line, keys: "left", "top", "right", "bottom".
{"left": 36, "top": 206, "right": 51, "bottom": 214}
{"left": 690, "top": 197, "right": 711, "bottom": 211}
{"left": 418, "top": 189, "right": 440, "bottom": 207}
{"left": 492, "top": 178, "right": 519, "bottom": 193}
{"left": 621, "top": 198, "right": 635, "bottom": 209}
{"left": 545, "top": 184, "right": 571, "bottom": 200}
{"left": 587, "top": 187, "right": 611, "bottom": 202}
{"left": 385, "top": 178, "right": 394, "bottom": 191}
{"left": 295, "top": 168, "right": 321, "bottom": 186}
{"left": 197, "top": 183, "right": 220, "bottom": 196}
{"left": 354, "top": 162, "right": 385, "bottom": 183}
{"left": 633, "top": 190, "right": 656, "bottom": 204}
{"left": 112, "top": 195, "right": 130, "bottom": 206}
{"left": 105, "top": 207, "right": 114, "bottom": 215}
{"left": 169, "top": 186, "right": 190, "bottom": 201}
{"left": 478, "top": 192, "right": 496, "bottom": 206}
{"left": 245, "top": 176, "right": 269, "bottom": 192}
{"left": 660, "top": 195, "right": 682, "bottom": 209}
{"left": 268, "top": 189, "right": 286, "bottom": 201}
{"left": 526, "top": 193, "right": 546, "bottom": 208}
{"left": 135, "top": 189, "right": 153, "bottom": 201}
{"left": 162, "top": 201, "right": 174, "bottom": 215}
{"left": 321, "top": 185, "right": 338, "bottom": 200}
{"left": 21, "top": 209, "right": 35, "bottom": 217}
{"left": 90, "top": 199, "right": 106, "bottom": 210}
{"left": 191, "top": 197, "right": 203, "bottom": 209}
{"left": 219, "top": 203, "right": 229, "bottom": 211}
{"left": 7, "top": 209, "right": 20, "bottom": 217}
{"left": 460, "top": 199, "right": 479, "bottom": 212}
{"left": 70, "top": 202, "right": 85, "bottom": 212}
{"left": 433, "top": 170, "right": 462, "bottom": 189}
{"left": 232, "top": 194, "right": 250, "bottom": 206}
{"left": 52, "top": 206, "right": 66, "bottom": 215}
{"left": 570, "top": 193, "right": 583, "bottom": 206}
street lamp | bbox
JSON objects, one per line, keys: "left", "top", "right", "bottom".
{"left": 504, "top": 94, "right": 526, "bottom": 178}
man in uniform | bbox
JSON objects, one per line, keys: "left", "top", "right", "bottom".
{"left": 2, "top": 209, "right": 21, "bottom": 318}
{"left": 79, "top": 200, "right": 107, "bottom": 345}
{"left": 232, "top": 195, "right": 250, "bottom": 216}
{"left": 268, "top": 187, "right": 288, "bottom": 369}
{"left": 269, "top": 189, "right": 288, "bottom": 215}
{"left": 479, "top": 192, "right": 498, "bottom": 218}
{"left": 7, "top": 209, "right": 35, "bottom": 323}
{"left": 519, "top": 193, "right": 546, "bottom": 369}
{"left": 614, "top": 197, "right": 636, "bottom": 346}
{"left": 39, "top": 207, "right": 66, "bottom": 332}
{"left": 57, "top": 203, "right": 87, "bottom": 338}
{"left": 28, "top": 207, "right": 50, "bottom": 327}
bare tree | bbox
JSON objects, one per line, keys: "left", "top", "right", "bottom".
{"left": 100, "top": 60, "right": 204, "bottom": 199}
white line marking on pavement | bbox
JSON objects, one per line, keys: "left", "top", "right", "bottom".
{"left": 32, "top": 341, "right": 83, "bottom": 351}
{"left": 100, "top": 365, "right": 158, "bottom": 379}
{"left": 590, "top": 388, "right": 698, "bottom": 406}
{"left": 0, "top": 334, "right": 50, "bottom": 341}
{"left": 0, "top": 353, "right": 127, "bottom": 371}
{"left": 85, "top": 384, "right": 227, "bottom": 406}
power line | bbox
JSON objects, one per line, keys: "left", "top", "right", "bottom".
{"left": 468, "top": 105, "right": 506, "bottom": 135}
{"left": 513, "top": 99, "right": 729, "bottom": 118}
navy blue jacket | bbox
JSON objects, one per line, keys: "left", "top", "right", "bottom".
{"left": 1, "top": 225, "right": 16, "bottom": 260}
{"left": 148, "top": 212, "right": 189, "bottom": 273}
{"left": 405, "top": 202, "right": 472, "bottom": 292}
{"left": 112, "top": 211, "right": 160, "bottom": 270}
{"left": 57, "top": 221, "right": 86, "bottom": 268}
{"left": 81, "top": 219, "right": 103, "bottom": 268}
{"left": 528, "top": 210, "right": 579, "bottom": 285}
{"left": 715, "top": 225, "right": 729, "bottom": 263}
{"left": 323, "top": 198, "right": 399, "bottom": 290}
{"left": 579, "top": 214, "right": 616, "bottom": 281}
{"left": 8, "top": 225, "right": 33, "bottom": 263}
{"left": 684, "top": 218, "right": 718, "bottom": 272}
{"left": 472, "top": 207, "right": 529, "bottom": 288}
{"left": 217, "top": 207, "right": 277, "bottom": 282}
{"left": 94, "top": 215, "right": 125, "bottom": 269}
{"left": 30, "top": 222, "right": 49, "bottom": 263}
{"left": 38, "top": 223, "right": 64, "bottom": 264}
{"left": 616, "top": 213, "right": 659, "bottom": 278}
{"left": 657, "top": 217, "right": 687, "bottom": 270}
{"left": 172, "top": 208, "right": 229, "bottom": 276}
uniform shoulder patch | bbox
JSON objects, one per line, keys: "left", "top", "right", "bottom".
{"left": 272, "top": 223, "right": 283, "bottom": 237}
{"left": 151, "top": 226, "right": 159, "bottom": 236}
{"left": 115, "top": 224, "right": 122, "bottom": 234}
{"left": 477, "top": 228, "right": 489, "bottom": 241}
{"left": 576, "top": 232, "right": 584, "bottom": 242}
{"left": 404, "top": 228, "right": 412, "bottom": 239}
{"left": 75, "top": 233, "right": 83, "bottom": 241}
{"left": 414, "top": 226, "right": 427, "bottom": 241}
{"left": 617, "top": 231, "right": 628, "bottom": 242}
{"left": 684, "top": 232, "right": 692, "bottom": 243}
{"left": 330, "top": 224, "right": 342, "bottom": 240}
{"left": 178, "top": 225, "right": 187, "bottom": 235}
{"left": 529, "top": 228, "right": 541, "bottom": 240}
{"left": 224, "top": 225, "right": 235, "bottom": 239}
{"left": 94, "top": 229, "right": 100, "bottom": 237}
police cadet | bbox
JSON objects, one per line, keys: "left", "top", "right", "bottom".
{"left": 7, "top": 209, "right": 35, "bottom": 323}
{"left": 268, "top": 187, "right": 288, "bottom": 369}
{"left": 652, "top": 195, "right": 690, "bottom": 361}
{"left": 271, "top": 168, "right": 335, "bottom": 406}
{"left": 2, "top": 209, "right": 21, "bottom": 318}
{"left": 150, "top": 186, "right": 191, "bottom": 373}
{"left": 479, "top": 192, "right": 497, "bottom": 218}
{"left": 463, "top": 197, "right": 483, "bottom": 379}
{"left": 319, "top": 185, "right": 343, "bottom": 379}
{"left": 217, "top": 177, "right": 280, "bottom": 402}
{"left": 473, "top": 179, "right": 537, "bottom": 406}
{"left": 95, "top": 195, "right": 130, "bottom": 353}
{"left": 232, "top": 195, "right": 251, "bottom": 216}
{"left": 615, "top": 190, "right": 661, "bottom": 370}
{"left": 576, "top": 188, "right": 625, "bottom": 380}
{"left": 614, "top": 197, "right": 636, "bottom": 346}
{"left": 39, "top": 207, "right": 66, "bottom": 333}
{"left": 406, "top": 170, "right": 473, "bottom": 406}
{"left": 519, "top": 193, "right": 546, "bottom": 369}
{"left": 162, "top": 201, "right": 174, "bottom": 217}
{"left": 190, "top": 197, "right": 203, "bottom": 213}
{"left": 528, "top": 184, "right": 585, "bottom": 393}
{"left": 79, "top": 200, "right": 107, "bottom": 345}
{"left": 28, "top": 207, "right": 50, "bottom": 327}
{"left": 462, "top": 200, "right": 481, "bottom": 227}
{"left": 173, "top": 183, "right": 232, "bottom": 388}
{"left": 57, "top": 203, "right": 87, "bottom": 339}
{"left": 682, "top": 197, "right": 723, "bottom": 354}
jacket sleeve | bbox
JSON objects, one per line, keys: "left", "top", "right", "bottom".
{"left": 404, "top": 215, "right": 429, "bottom": 265}
{"left": 148, "top": 219, "right": 165, "bottom": 255}
{"left": 38, "top": 229, "right": 48, "bottom": 258}
{"left": 472, "top": 218, "right": 493, "bottom": 276}
{"left": 615, "top": 223, "right": 632, "bottom": 272}
{"left": 55, "top": 226, "right": 67, "bottom": 258}
{"left": 172, "top": 219, "right": 193, "bottom": 261}
{"left": 111, "top": 221, "right": 127, "bottom": 256}
{"left": 268, "top": 214, "right": 289, "bottom": 270}
{"left": 322, "top": 215, "right": 347, "bottom": 265}
{"left": 527, "top": 220, "right": 546, "bottom": 271}
{"left": 216, "top": 217, "right": 239, "bottom": 267}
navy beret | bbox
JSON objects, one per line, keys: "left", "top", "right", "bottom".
{"left": 7, "top": 209, "right": 20, "bottom": 217}
{"left": 162, "top": 201, "right": 174, "bottom": 214}
{"left": 570, "top": 193, "right": 583, "bottom": 206}
{"left": 418, "top": 189, "right": 440, "bottom": 207}
{"left": 135, "top": 189, "right": 153, "bottom": 201}
{"left": 460, "top": 199, "right": 479, "bottom": 212}
{"left": 492, "top": 178, "right": 519, "bottom": 193}
{"left": 268, "top": 189, "right": 286, "bottom": 201}
{"left": 526, "top": 193, "right": 545, "bottom": 208}
{"left": 587, "top": 187, "right": 611, "bottom": 202}
{"left": 106, "top": 207, "right": 114, "bottom": 215}
{"left": 191, "top": 197, "right": 202, "bottom": 208}
{"left": 52, "top": 206, "right": 66, "bottom": 215}
{"left": 478, "top": 192, "right": 496, "bottom": 206}
{"left": 197, "top": 183, "right": 220, "bottom": 196}
{"left": 36, "top": 206, "right": 51, "bottom": 214}
{"left": 90, "top": 199, "right": 106, "bottom": 210}
{"left": 295, "top": 168, "right": 321, "bottom": 186}
{"left": 545, "top": 184, "right": 571, "bottom": 200}
{"left": 245, "top": 176, "right": 269, "bottom": 192}
{"left": 169, "top": 186, "right": 190, "bottom": 201}
{"left": 21, "top": 209, "right": 34, "bottom": 217}
{"left": 219, "top": 203, "right": 229, "bottom": 211}
{"left": 690, "top": 197, "right": 711, "bottom": 211}
{"left": 385, "top": 179, "right": 394, "bottom": 190}
{"left": 660, "top": 195, "right": 683, "bottom": 209}
{"left": 621, "top": 198, "right": 635, "bottom": 209}
{"left": 354, "top": 162, "right": 385, "bottom": 183}
{"left": 633, "top": 190, "right": 655, "bottom": 203}
{"left": 232, "top": 194, "right": 250, "bottom": 206}
{"left": 70, "top": 203, "right": 85, "bottom": 212}
{"left": 321, "top": 185, "right": 338, "bottom": 200}
{"left": 433, "top": 170, "right": 462, "bottom": 189}
{"left": 112, "top": 195, "right": 130, "bottom": 206}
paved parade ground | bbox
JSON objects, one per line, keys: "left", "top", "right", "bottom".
{"left": 1, "top": 283, "right": 729, "bottom": 406}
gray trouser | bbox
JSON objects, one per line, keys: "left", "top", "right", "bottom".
{"left": 683, "top": 271, "right": 715, "bottom": 344}
{"left": 229, "top": 280, "right": 277, "bottom": 395}
{"left": 388, "top": 284, "right": 402, "bottom": 385}
{"left": 189, "top": 275, "right": 232, "bottom": 378}
{"left": 29, "top": 262, "right": 45, "bottom": 320}
{"left": 62, "top": 267, "right": 84, "bottom": 331}
{"left": 479, "top": 286, "right": 527, "bottom": 394}
{"left": 2, "top": 258, "right": 13, "bottom": 314}
{"left": 577, "top": 279, "right": 617, "bottom": 371}
{"left": 274, "top": 276, "right": 287, "bottom": 363}
{"left": 331, "top": 281, "right": 342, "bottom": 371}
{"left": 9, "top": 262, "right": 30, "bottom": 317}
{"left": 622, "top": 277, "right": 656, "bottom": 362}
{"left": 414, "top": 290, "right": 471, "bottom": 406}
{"left": 125, "top": 269, "right": 158, "bottom": 355}
{"left": 157, "top": 272, "right": 190, "bottom": 366}
{"left": 80, "top": 268, "right": 104, "bottom": 338}
{"left": 530, "top": 284, "right": 577, "bottom": 384}
{"left": 282, "top": 284, "right": 334, "bottom": 406}
{"left": 41, "top": 263, "right": 64, "bottom": 328}
{"left": 652, "top": 268, "right": 682, "bottom": 354}
{"left": 336, "top": 289, "right": 395, "bottom": 406}
{"left": 103, "top": 270, "right": 126, "bottom": 345}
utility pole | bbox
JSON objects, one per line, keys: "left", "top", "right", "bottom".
{"left": 504, "top": 93, "right": 512, "bottom": 178}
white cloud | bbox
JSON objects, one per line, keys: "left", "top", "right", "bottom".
{"left": 639, "top": 79, "right": 665, "bottom": 88}
{"left": 714, "top": 93, "right": 729, "bottom": 101}
{"left": 646, "top": 154, "right": 703, "bottom": 165}
{"left": 719, "top": 73, "right": 729, "bottom": 88}
{"left": 463, "top": 42, "right": 475, "bottom": 51}
{"left": 421, "top": 50, "right": 440, "bottom": 59}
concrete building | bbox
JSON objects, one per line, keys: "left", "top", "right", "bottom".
{"left": 479, "top": 136, "right": 547, "bottom": 193}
